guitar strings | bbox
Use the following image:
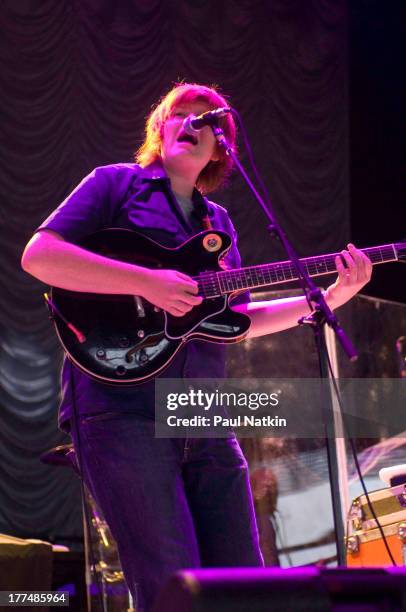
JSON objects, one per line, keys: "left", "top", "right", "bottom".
{"left": 193, "top": 244, "right": 398, "bottom": 298}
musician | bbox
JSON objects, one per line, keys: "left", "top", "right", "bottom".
{"left": 21, "top": 83, "right": 372, "bottom": 611}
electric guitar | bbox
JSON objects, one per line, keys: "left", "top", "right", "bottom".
{"left": 47, "top": 228, "right": 406, "bottom": 384}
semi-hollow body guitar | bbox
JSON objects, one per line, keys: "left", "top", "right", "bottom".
{"left": 48, "top": 228, "right": 405, "bottom": 384}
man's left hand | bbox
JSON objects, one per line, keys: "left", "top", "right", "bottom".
{"left": 325, "top": 243, "right": 373, "bottom": 308}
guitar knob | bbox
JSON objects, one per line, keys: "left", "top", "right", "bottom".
{"left": 115, "top": 365, "right": 126, "bottom": 377}
{"left": 96, "top": 349, "right": 106, "bottom": 360}
{"left": 139, "top": 350, "right": 149, "bottom": 364}
{"left": 118, "top": 336, "right": 130, "bottom": 348}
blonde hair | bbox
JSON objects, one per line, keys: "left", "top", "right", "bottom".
{"left": 135, "top": 83, "right": 237, "bottom": 194}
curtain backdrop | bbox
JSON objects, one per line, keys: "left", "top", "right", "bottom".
{"left": 0, "top": 0, "right": 349, "bottom": 543}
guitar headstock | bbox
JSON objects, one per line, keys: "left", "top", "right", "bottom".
{"left": 395, "top": 241, "right": 406, "bottom": 262}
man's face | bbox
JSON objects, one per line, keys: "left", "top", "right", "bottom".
{"left": 161, "top": 102, "right": 219, "bottom": 177}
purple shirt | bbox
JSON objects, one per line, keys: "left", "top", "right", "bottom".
{"left": 38, "top": 162, "right": 250, "bottom": 429}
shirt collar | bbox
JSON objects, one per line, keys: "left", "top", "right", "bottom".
{"left": 139, "top": 160, "right": 214, "bottom": 218}
{"left": 138, "top": 160, "right": 168, "bottom": 182}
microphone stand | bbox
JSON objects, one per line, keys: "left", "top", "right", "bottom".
{"left": 211, "top": 121, "right": 357, "bottom": 565}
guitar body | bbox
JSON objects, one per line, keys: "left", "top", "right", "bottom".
{"left": 51, "top": 229, "right": 251, "bottom": 384}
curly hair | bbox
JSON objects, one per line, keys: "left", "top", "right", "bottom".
{"left": 135, "top": 83, "right": 237, "bottom": 194}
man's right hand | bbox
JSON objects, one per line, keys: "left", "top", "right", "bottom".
{"left": 22, "top": 231, "right": 203, "bottom": 317}
{"left": 139, "top": 268, "right": 203, "bottom": 317}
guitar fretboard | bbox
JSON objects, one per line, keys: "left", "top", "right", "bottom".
{"left": 197, "top": 244, "right": 400, "bottom": 298}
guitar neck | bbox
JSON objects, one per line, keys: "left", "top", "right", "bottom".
{"left": 215, "top": 244, "right": 400, "bottom": 295}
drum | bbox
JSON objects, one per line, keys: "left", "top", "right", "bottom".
{"left": 346, "top": 485, "right": 406, "bottom": 567}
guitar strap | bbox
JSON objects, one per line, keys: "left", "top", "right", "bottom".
{"left": 201, "top": 214, "right": 213, "bottom": 231}
{"left": 196, "top": 195, "right": 213, "bottom": 231}
{"left": 198, "top": 198, "right": 231, "bottom": 271}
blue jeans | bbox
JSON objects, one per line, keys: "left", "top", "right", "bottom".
{"left": 70, "top": 411, "right": 264, "bottom": 612}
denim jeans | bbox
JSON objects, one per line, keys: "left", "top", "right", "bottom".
{"left": 70, "top": 411, "right": 264, "bottom": 612}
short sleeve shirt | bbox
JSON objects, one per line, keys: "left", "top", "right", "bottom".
{"left": 37, "top": 162, "right": 250, "bottom": 428}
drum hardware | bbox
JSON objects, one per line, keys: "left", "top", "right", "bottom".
{"left": 85, "top": 491, "right": 137, "bottom": 610}
{"left": 397, "top": 522, "right": 406, "bottom": 542}
{"left": 348, "top": 498, "right": 362, "bottom": 530}
{"left": 396, "top": 484, "right": 406, "bottom": 508}
{"left": 346, "top": 535, "right": 359, "bottom": 554}
{"left": 40, "top": 445, "right": 136, "bottom": 610}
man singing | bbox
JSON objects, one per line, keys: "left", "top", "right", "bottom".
{"left": 21, "top": 82, "right": 372, "bottom": 611}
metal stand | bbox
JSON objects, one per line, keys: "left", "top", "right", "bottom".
{"left": 211, "top": 119, "right": 357, "bottom": 564}
{"left": 83, "top": 490, "right": 136, "bottom": 611}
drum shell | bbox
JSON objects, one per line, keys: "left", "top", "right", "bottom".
{"left": 346, "top": 486, "right": 406, "bottom": 567}
{"left": 347, "top": 522, "right": 405, "bottom": 567}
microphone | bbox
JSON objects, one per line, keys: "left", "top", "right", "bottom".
{"left": 183, "top": 107, "right": 231, "bottom": 135}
